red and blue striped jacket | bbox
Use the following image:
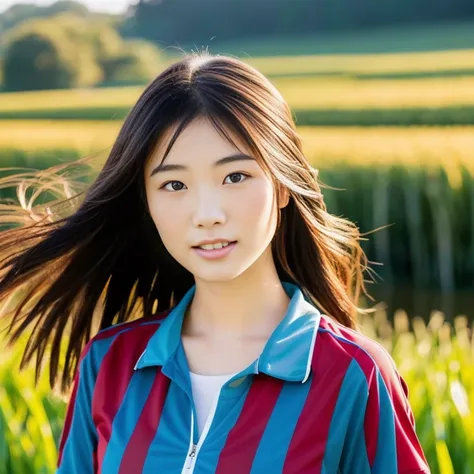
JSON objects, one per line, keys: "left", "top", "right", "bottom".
{"left": 56, "top": 281, "right": 431, "bottom": 473}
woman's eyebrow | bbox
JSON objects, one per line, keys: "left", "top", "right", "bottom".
{"left": 149, "top": 153, "right": 255, "bottom": 177}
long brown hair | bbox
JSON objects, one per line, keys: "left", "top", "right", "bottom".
{"left": 0, "top": 51, "right": 380, "bottom": 395}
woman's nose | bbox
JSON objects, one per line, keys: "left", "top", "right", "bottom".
{"left": 191, "top": 189, "right": 227, "bottom": 228}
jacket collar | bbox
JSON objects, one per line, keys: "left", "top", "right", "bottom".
{"left": 134, "top": 281, "right": 321, "bottom": 383}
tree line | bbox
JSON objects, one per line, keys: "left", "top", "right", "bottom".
{"left": 1, "top": 0, "right": 474, "bottom": 91}
{"left": 0, "top": 8, "right": 162, "bottom": 91}
{"left": 124, "top": 0, "right": 474, "bottom": 44}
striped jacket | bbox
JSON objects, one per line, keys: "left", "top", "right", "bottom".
{"left": 56, "top": 281, "right": 431, "bottom": 473}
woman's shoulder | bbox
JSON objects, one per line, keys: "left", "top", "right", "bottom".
{"left": 315, "top": 316, "right": 429, "bottom": 473}
{"left": 315, "top": 315, "right": 410, "bottom": 400}
{"left": 76, "top": 310, "right": 170, "bottom": 374}
{"left": 93, "top": 311, "right": 170, "bottom": 344}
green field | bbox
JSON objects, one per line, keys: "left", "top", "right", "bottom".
{"left": 181, "top": 19, "right": 474, "bottom": 56}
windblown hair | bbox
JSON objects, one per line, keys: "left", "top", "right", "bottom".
{"left": 0, "top": 51, "right": 380, "bottom": 395}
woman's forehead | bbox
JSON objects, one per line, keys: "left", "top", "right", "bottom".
{"left": 146, "top": 119, "right": 253, "bottom": 172}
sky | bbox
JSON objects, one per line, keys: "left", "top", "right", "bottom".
{"left": 0, "top": 0, "right": 138, "bottom": 15}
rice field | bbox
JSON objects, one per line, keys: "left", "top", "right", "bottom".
{"left": 247, "top": 48, "right": 474, "bottom": 76}
{"left": 0, "top": 87, "right": 142, "bottom": 112}
{"left": 1, "top": 75, "right": 474, "bottom": 114}
{"left": 276, "top": 76, "right": 474, "bottom": 109}
{"left": 1, "top": 120, "right": 474, "bottom": 178}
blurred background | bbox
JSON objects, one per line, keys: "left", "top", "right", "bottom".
{"left": 0, "top": 1, "right": 473, "bottom": 473}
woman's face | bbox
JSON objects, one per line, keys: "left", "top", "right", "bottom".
{"left": 144, "top": 117, "right": 288, "bottom": 283}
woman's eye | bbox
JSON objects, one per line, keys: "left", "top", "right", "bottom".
{"left": 161, "top": 181, "right": 185, "bottom": 191}
{"left": 160, "top": 173, "right": 249, "bottom": 192}
{"left": 224, "top": 172, "right": 249, "bottom": 184}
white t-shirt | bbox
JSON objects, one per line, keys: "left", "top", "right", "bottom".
{"left": 189, "top": 371, "right": 237, "bottom": 438}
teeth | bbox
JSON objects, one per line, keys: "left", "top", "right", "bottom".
{"left": 199, "top": 242, "right": 230, "bottom": 250}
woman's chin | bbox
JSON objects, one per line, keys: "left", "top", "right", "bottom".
{"left": 191, "top": 261, "right": 253, "bottom": 284}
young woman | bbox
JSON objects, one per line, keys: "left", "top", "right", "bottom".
{"left": 0, "top": 52, "right": 430, "bottom": 473}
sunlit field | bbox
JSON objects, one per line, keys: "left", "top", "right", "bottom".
{"left": 247, "top": 48, "right": 474, "bottom": 76}
{"left": 1, "top": 75, "right": 474, "bottom": 113}
{"left": 1, "top": 120, "right": 474, "bottom": 177}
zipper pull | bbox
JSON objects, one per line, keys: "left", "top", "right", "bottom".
{"left": 185, "top": 444, "right": 197, "bottom": 470}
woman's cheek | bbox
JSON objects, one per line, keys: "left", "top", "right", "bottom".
{"left": 147, "top": 198, "right": 177, "bottom": 241}
{"left": 156, "top": 208, "right": 180, "bottom": 239}
{"left": 245, "top": 184, "right": 276, "bottom": 223}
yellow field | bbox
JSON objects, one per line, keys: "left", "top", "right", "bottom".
{"left": 0, "top": 120, "right": 121, "bottom": 151}
{"left": 297, "top": 126, "right": 474, "bottom": 187}
{"left": 1, "top": 74, "right": 474, "bottom": 113}
{"left": 248, "top": 48, "right": 474, "bottom": 75}
{"left": 274, "top": 76, "right": 474, "bottom": 109}
{"left": 0, "top": 87, "right": 143, "bottom": 111}
{"left": 1, "top": 120, "right": 473, "bottom": 180}
{"left": 298, "top": 126, "right": 474, "bottom": 170}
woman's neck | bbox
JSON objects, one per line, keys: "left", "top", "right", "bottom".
{"left": 182, "top": 276, "right": 291, "bottom": 343}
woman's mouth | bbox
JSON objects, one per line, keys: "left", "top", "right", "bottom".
{"left": 192, "top": 241, "right": 237, "bottom": 260}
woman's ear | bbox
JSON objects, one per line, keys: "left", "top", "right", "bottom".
{"left": 278, "top": 184, "right": 290, "bottom": 209}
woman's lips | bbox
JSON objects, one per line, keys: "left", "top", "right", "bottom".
{"left": 192, "top": 241, "right": 237, "bottom": 260}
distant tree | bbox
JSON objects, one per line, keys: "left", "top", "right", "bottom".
{"left": 89, "top": 23, "right": 124, "bottom": 63}
{"left": 123, "top": 0, "right": 474, "bottom": 43}
{"left": 49, "top": 12, "right": 163, "bottom": 87}
{"left": 1, "top": 18, "right": 101, "bottom": 91}
{"left": 2, "top": 25, "right": 76, "bottom": 91}
{"left": 47, "top": 0, "right": 90, "bottom": 16}
{"left": 0, "top": 1, "right": 89, "bottom": 36}
{"left": 99, "top": 39, "right": 162, "bottom": 86}
{"left": 1, "top": 10, "right": 163, "bottom": 91}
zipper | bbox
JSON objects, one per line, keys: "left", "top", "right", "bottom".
{"left": 181, "top": 409, "right": 196, "bottom": 473}
{"left": 185, "top": 443, "right": 197, "bottom": 470}
{"left": 181, "top": 386, "right": 222, "bottom": 473}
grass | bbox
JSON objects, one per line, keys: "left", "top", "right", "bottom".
{"left": 359, "top": 308, "right": 474, "bottom": 474}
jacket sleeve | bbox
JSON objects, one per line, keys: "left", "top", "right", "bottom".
{"left": 56, "top": 339, "right": 98, "bottom": 473}
{"left": 363, "top": 348, "right": 431, "bottom": 474}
